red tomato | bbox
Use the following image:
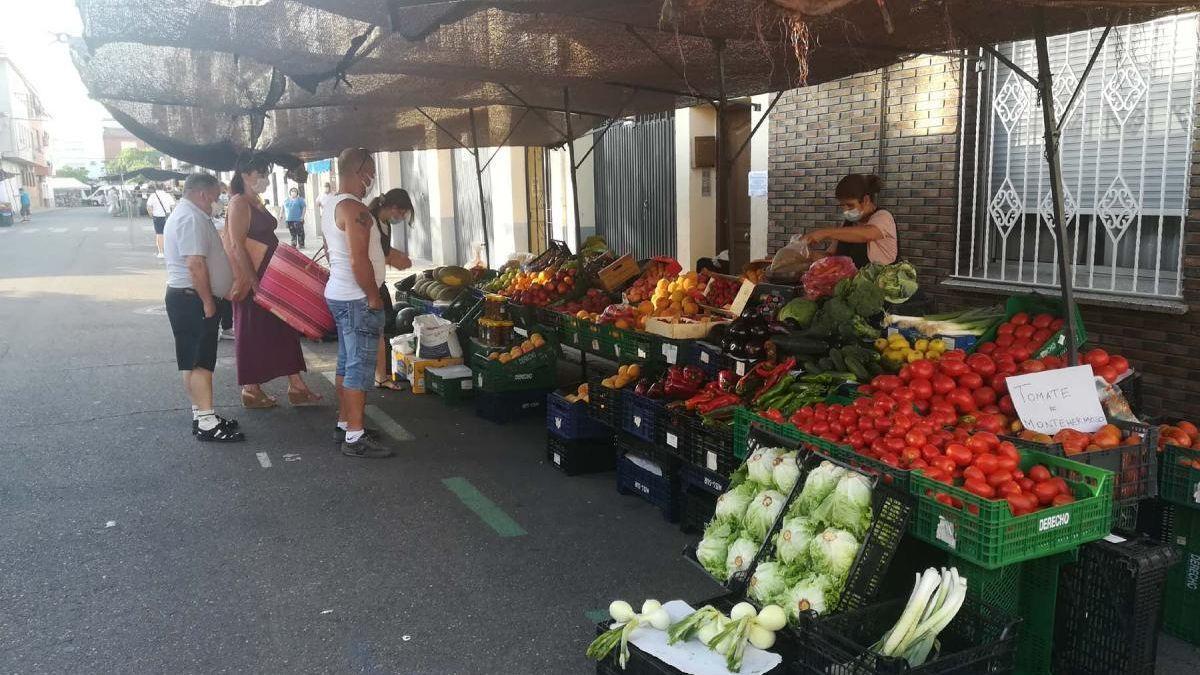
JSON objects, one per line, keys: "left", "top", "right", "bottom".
{"left": 935, "top": 493, "right": 955, "bottom": 507}
{"left": 909, "top": 360, "right": 936, "bottom": 381}
{"left": 1020, "top": 359, "right": 1046, "bottom": 374}
{"left": 963, "top": 466, "right": 986, "bottom": 483}
{"left": 932, "top": 375, "right": 957, "bottom": 397}
{"left": 921, "top": 444, "right": 943, "bottom": 462}
{"left": 964, "top": 435, "right": 990, "bottom": 456}
{"left": 1033, "top": 481, "right": 1060, "bottom": 506}
{"left": 939, "top": 359, "right": 970, "bottom": 378}
{"left": 973, "top": 387, "right": 998, "bottom": 408}
{"left": 1032, "top": 313, "right": 1053, "bottom": 328}
{"left": 964, "top": 479, "right": 996, "bottom": 499}
{"left": 1010, "top": 312, "right": 1030, "bottom": 326}
{"left": 945, "top": 444, "right": 973, "bottom": 467}
{"left": 1051, "top": 493, "right": 1076, "bottom": 506}
{"left": 946, "top": 388, "right": 976, "bottom": 413}
{"left": 898, "top": 364, "right": 913, "bottom": 382}
{"left": 1108, "top": 355, "right": 1130, "bottom": 375}
{"left": 1096, "top": 365, "right": 1119, "bottom": 384}
{"left": 905, "top": 429, "right": 927, "bottom": 448}
{"left": 978, "top": 342, "right": 998, "bottom": 355}
{"left": 880, "top": 453, "right": 900, "bottom": 468}
{"left": 995, "top": 334, "right": 1015, "bottom": 349}
{"left": 973, "top": 453, "right": 999, "bottom": 474}
{"left": 872, "top": 375, "right": 902, "bottom": 393}
{"left": 986, "top": 470, "right": 1013, "bottom": 488}
{"left": 1027, "top": 464, "right": 1051, "bottom": 482}
{"left": 1014, "top": 324, "right": 1036, "bottom": 340}
{"left": 1010, "top": 346, "right": 1034, "bottom": 363}
{"left": 995, "top": 456, "right": 1019, "bottom": 473}
{"left": 1018, "top": 477, "right": 1036, "bottom": 492}
{"left": 943, "top": 350, "right": 967, "bottom": 361}
{"left": 901, "top": 447, "right": 921, "bottom": 464}
{"left": 862, "top": 429, "right": 880, "bottom": 443}
{"left": 957, "top": 372, "right": 984, "bottom": 391}
{"left": 884, "top": 436, "right": 906, "bottom": 454}
{"left": 1006, "top": 493, "right": 1038, "bottom": 516}
{"left": 999, "top": 394, "right": 1016, "bottom": 416}
{"left": 1083, "top": 348, "right": 1110, "bottom": 368}
{"left": 892, "top": 387, "right": 916, "bottom": 403}
{"left": 966, "top": 354, "right": 996, "bottom": 378}
{"left": 910, "top": 459, "right": 929, "bottom": 470}
{"left": 998, "top": 480, "right": 1023, "bottom": 498}
{"left": 909, "top": 378, "right": 933, "bottom": 402}
{"left": 1032, "top": 328, "right": 1054, "bottom": 345}
{"left": 934, "top": 457, "right": 958, "bottom": 475}
{"left": 997, "top": 322, "right": 1015, "bottom": 336}
{"left": 1050, "top": 317, "right": 1065, "bottom": 331}
{"left": 1049, "top": 477, "right": 1071, "bottom": 496}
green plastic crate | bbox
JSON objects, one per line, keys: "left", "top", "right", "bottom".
{"left": 1160, "top": 442, "right": 1200, "bottom": 510}
{"left": 909, "top": 449, "right": 1112, "bottom": 569}
{"left": 949, "top": 554, "right": 1023, "bottom": 617}
{"left": 582, "top": 323, "right": 619, "bottom": 360}
{"left": 1015, "top": 549, "right": 1078, "bottom": 675}
{"left": 1163, "top": 506, "right": 1200, "bottom": 646}
{"left": 971, "top": 292, "right": 1087, "bottom": 358}
{"left": 614, "top": 327, "right": 694, "bottom": 366}
{"left": 472, "top": 362, "right": 557, "bottom": 393}
{"left": 557, "top": 315, "right": 586, "bottom": 350}
{"left": 426, "top": 368, "right": 475, "bottom": 403}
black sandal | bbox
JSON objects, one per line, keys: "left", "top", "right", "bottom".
{"left": 193, "top": 415, "right": 239, "bottom": 435}
{"left": 197, "top": 419, "right": 246, "bottom": 443}
{"left": 375, "top": 378, "right": 408, "bottom": 391}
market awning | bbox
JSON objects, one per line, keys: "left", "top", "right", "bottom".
{"left": 97, "top": 167, "right": 192, "bottom": 183}
{"left": 72, "top": 1, "right": 1196, "bottom": 169}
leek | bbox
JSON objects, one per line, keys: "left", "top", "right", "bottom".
{"left": 870, "top": 567, "right": 968, "bottom": 667}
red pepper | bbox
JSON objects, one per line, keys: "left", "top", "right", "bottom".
{"left": 697, "top": 393, "right": 740, "bottom": 414}
{"left": 685, "top": 390, "right": 718, "bottom": 410}
{"left": 762, "top": 408, "right": 785, "bottom": 423}
{"left": 717, "top": 369, "right": 738, "bottom": 392}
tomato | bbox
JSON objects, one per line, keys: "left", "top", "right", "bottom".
{"left": 1019, "top": 359, "right": 1047, "bottom": 374}
{"left": 1007, "top": 493, "right": 1038, "bottom": 516}
{"left": 872, "top": 375, "right": 902, "bottom": 393}
{"left": 884, "top": 436, "right": 906, "bottom": 454}
{"left": 997, "top": 322, "right": 1015, "bottom": 336}
{"left": 1014, "top": 324, "right": 1036, "bottom": 340}
{"left": 972, "top": 387, "right": 997, "bottom": 408}
{"left": 1096, "top": 365, "right": 1119, "bottom": 384}
{"left": 935, "top": 493, "right": 955, "bottom": 507}
{"left": 978, "top": 341, "right": 997, "bottom": 355}
{"left": 943, "top": 350, "right": 967, "bottom": 361}
{"left": 972, "top": 453, "right": 999, "bottom": 474}
{"left": 1083, "top": 348, "right": 1110, "bottom": 368}
{"left": 1033, "top": 480, "right": 1060, "bottom": 506}
{"left": 921, "top": 444, "right": 943, "bottom": 462}
{"left": 1032, "top": 313, "right": 1053, "bottom": 329}
{"left": 964, "top": 479, "right": 996, "bottom": 499}
{"left": 909, "top": 378, "right": 933, "bottom": 402}
{"left": 939, "top": 359, "right": 970, "bottom": 378}
{"left": 901, "top": 446, "right": 921, "bottom": 464}
{"left": 1178, "top": 420, "right": 1199, "bottom": 441}
{"left": 933, "top": 457, "right": 957, "bottom": 475}
{"left": 975, "top": 413, "right": 1006, "bottom": 435}
{"left": 946, "top": 388, "right": 976, "bottom": 413}
{"left": 1032, "top": 328, "right": 1054, "bottom": 345}
{"left": 957, "top": 372, "right": 984, "bottom": 391}
{"left": 995, "top": 334, "right": 1015, "bottom": 349}
{"left": 986, "top": 470, "right": 1013, "bottom": 488}
{"left": 1049, "top": 477, "right": 1071, "bottom": 496}
{"left": 1011, "top": 468, "right": 1025, "bottom": 481}
{"left": 1108, "top": 355, "right": 1130, "bottom": 375}
{"left": 904, "top": 429, "right": 927, "bottom": 448}
{"left": 880, "top": 453, "right": 900, "bottom": 468}
{"left": 1018, "top": 477, "right": 1036, "bottom": 492}
{"left": 1011, "top": 312, "right": 1030, "bottom": 326}
{"left": 898, "top": 364, "right": 913, "bottom": 382}
{"left": 1050, "top": 317, "right": 1065, "bottom": 331}
{"left": 963, "top": 466, "right": 986, "bottom": 483}
{"left": 945, "top": 443, "right": 973, "bottom": 467}
{"left": 964, "top": 435, "right": 990, "bottom": 456}
{"left": 908, "top": 359, "right": 936, "bottom": 381}
{"left": 998, "top": 480, "right": 1023, "bottom": 498}
{"left": 931, "top": 375, "right": 956, "bottom": 396}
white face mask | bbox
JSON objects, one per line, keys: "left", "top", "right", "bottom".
{"left": 253, "top": 176, "right": 270, "bottom": 194}
{"left": 842, "top": 209, "right": 863, "bottom": 223}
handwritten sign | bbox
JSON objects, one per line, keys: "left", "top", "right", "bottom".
{"left": 1006, "top": 365, "right": 1107, "bottom": 434}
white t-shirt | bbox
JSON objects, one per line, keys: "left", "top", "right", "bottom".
{"left": 147, "top": 190, "right": 176, "bottom": 218}
{"left": 322, "top": 193, "right": 384, "bottom": 301}
{"left": 164, "top": 198, "right": 233, "bottom": 298}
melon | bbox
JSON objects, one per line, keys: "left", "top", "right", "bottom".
{"left": 436, "top": 286, "right": 461, "bottom": 302}
{"left": 437, "top": 266, "right": 473, "bottom": 288}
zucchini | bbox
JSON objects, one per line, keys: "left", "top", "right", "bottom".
{"left": 844, "top": 355, "right": 870, "bottom": 382}
{"left": 772, "top": 334, "right": 831, "bottom": 356}
{"left": 818, "top": 357, "right": 836, "bottom": 372}
{"left": 829, "top": 348, "right": 847, "bottom": 372}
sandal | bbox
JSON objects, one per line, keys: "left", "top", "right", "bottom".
{"left": 375, "top": 378, "right": 408, "bottom": 391}
{"left": 241, "top": 389, "right": 278, "bottom": 409}
{"left": 196, "top": 419, "right": 246, "bottom": 443}
{"left": 287, "top": 389, "right": 323, "bottom": 406}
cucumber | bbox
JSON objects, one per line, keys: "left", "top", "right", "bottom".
{"left": 818, "top": 357, "right": 836, "bottom": 372}
{"left": 772, "top": 334, "right": 831, "bottom": 356}
{"left": 844, "top": 355, "right": 870, "bottom": 382}
{"left": 802, "top": 359, "right": 822, "bottom": 374}
{"left": 829, "top": 348, "right": 847, "bottom": 372}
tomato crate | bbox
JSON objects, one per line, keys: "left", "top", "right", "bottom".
{"left": 616, "top": 433, "right": 681, "bottom": 523}
{"left": 546, "top": 390, "right": 610, "bottom": 440}
{"left": 1162, "top": 505, "right": 1200, "bottom": 646}
{"left": 1008, "top": 419, "right": 1157, "bottom": 504}
{"left": 654, "top": 404, "right": 692, "bottom": 458}
{"left": 620, "top": 389, "right": 663, "bottom": 444}
{"left": 909, "top": 448, "right": 1113, "bottom": 569}
{"left": 473, "top": 387, "right": 554, "bottom": 424}
{"left": 688, "top": 340, "right": 724, "bottom": 378}
{"left": 1054, "top": 535, "right": 1180, "bottom": 675}
{"left": 793, "top": 595, "right": 1020, "bottom": 675}
{"left": 1160, "top": 441, "right": 1200, "bottom": 510}
{"left": 545, "top": 433, "right": 614, "bottom": 476}
{"left": 685, "top": 415, "right": 738, "bottom": 476}
{"left": 971, "top": 292, "right": 1087, "bottom": 358}
{"left": 585, "top": 373, "right": 622, "bottom": 429}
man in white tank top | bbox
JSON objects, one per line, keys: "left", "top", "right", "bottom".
{"left": 323, "top": 148, "right": 393, "bottom": 459}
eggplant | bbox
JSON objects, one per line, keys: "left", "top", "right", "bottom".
{"left": 743, "top": 341, "right": 765, "bottom": 359}
{"left": 748, "top": 322, "right": 770, "bottom": 340}
{"left": 725, "top": 339, "right": 745, "bottom": 357}
{"left": 727, "top": 322, "right": 751, "bottom": 339}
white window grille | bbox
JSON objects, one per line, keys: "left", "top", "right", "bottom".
{"left": 955, "top": 14, "right": 1199, "bottom": 299}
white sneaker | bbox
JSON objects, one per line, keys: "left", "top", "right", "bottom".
{"left": 155, "top": 252, "right": 164, "bottom": 259}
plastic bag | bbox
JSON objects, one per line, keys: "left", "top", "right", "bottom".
{"left": 768, "top": 238, "right": 811, "bottom": 282}
{"left": 802, "top": 256, "right": 858, "bottom": 300}
{"left": 390, "top": 333, "right": 417, "bottom": 356}
{"left": 412, "top": 314, "right": 463, "bottom": 359}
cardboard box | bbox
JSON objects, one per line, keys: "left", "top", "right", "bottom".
{"left": 393, "top": 352, "right": 464, "bottom": 394}
{"left": 597, "top": 254, "right": 640, "bottom": 291}
{"left": 643, "top": 316, "right": 730, "bottom": 340}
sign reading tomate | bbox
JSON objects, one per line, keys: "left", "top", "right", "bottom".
{"left": 1006, "top": 365, "right": 1107, "bottom": 435}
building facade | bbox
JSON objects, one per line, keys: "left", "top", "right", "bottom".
{"left": 0, "top": 54, "right": 51, "bottom": 208}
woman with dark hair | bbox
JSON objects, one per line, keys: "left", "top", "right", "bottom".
{"left": 224, "top": 157, "right": 321, "bottom": 408}
{"left": 797, "top": 173, "right": 898, "bottom": 266}
{"left": 367, "top": 188, "right": 414, "bottom": 390}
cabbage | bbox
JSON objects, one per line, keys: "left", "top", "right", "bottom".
{"left": 726, "top": 536, "right": 760, "bottom": 580}
{"left": 772, "top": 451, "right": 801, "bottom": 494}
{"left": 713, "top": 481, "right": 757, "bottom": 524}
{"left": 696, "top": 521, "right": 735, "bottom": 580}
{"left": 775, "top": 515, "right": 817, "bottom": 566}
{"left": 748, "top": 561, "right": 788, "bottom": 605}
{"left": 784, "top": 574, "right": 834, "bottom": 620}
{"left": 745, "top": 489, "right": 788, "bottom": 541}
{"left": 808, "top": 527, "right": 861, "bottom": 581}
{"left": 746, "top": 447, "right": 784, "bottom": 487}
{"left": 793, "top": 461, "right": 847, "bottom": 515}
{"left": 811, "top": 472, "right": 873, "bottom": 536}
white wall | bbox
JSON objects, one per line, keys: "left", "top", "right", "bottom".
{"left": 676, "top": 105, "right": 718, "bottom": 268}
{"left": 750, "top": 93, "right": 773, "bottom": 261}
{"left": 425, "top": 149, "right": 457, "bottom": 265}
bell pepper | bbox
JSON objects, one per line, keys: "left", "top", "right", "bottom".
{"left": 697, "top": 393, "right": 741, "bottom": 414}
{"left": 762, "top": 408, "right": 785, "bottom": 424}
{"left": 717, "top": 369, "right": 738, "bottom": 392}
{"left": 685, "top": 390, "right": 718, "bottom": 410}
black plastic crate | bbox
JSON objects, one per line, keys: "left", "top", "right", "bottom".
{"left": 680, "top": 463, "right": 732, "bottom": 497}
{"left": 654, "top": 404, "right": 692, "bottom": 458}
{"left": 546, "top": 433, "right": 614, "bottom": 476}
{"left": 1009, "top": 419, "right": 1157, "bottom": 504}
{"left": 689, "top": 340, "right": 724, "bottom": 378}
{"left": 686, "top": 415, "right": 738, "bottom": 477}
{"left": 546, "top": 390, "right": 610, "bottom": 440}
{"left": 1053, "top": 535, "right": 1181, "bottom": 675}
{"left": 616, "top": 434, "right": 680, "bottom": 522}
{"left": 794, "top": 596, "right": 1020, "bottom": 675}
{"left": 679, "top": 482, "right": 717, "bottom": 535}
{"left": 620, "top": 389, "right": 663, "bottom": 444}
{"left": 473, "top": 387, "right": 553, "bottom": 424}
{"left": 585, "top": 372, "right": 622, "bottom": 429}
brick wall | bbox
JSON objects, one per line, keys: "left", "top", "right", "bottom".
{"left": 769, "top": 54, "right": 1200, "bottom": 420}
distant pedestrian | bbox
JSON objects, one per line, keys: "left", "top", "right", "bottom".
{"left": 316, "top": 181, "right": 336, "bottom": 246}
{"left": 18, "top": 187, "right": 31, "bottom": 222}
{"left": 163, "top": 172, "right": 243, "bottom": 442}
{"left": 284, "top": 187, "right": 307, "bottom": 248}
{"left": 147, "top": 183, "right": 177, "bottom": 258}
{"left": 323, "top": 148, "right": 393, "bottom": 459}
{"left": 224, "top": 156, "right": 321, "bottom": 410}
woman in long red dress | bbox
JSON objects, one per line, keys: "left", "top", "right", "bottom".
{"left": 225, "top": 158, "right": 321, "bottom": 408}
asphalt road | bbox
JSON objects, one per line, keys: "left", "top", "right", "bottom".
{"left": 1, "top": 208, "right": 1198, "bottom": 674}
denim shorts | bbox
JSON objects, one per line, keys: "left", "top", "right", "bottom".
{"left": 327, "top": 297, "right": 383, "bottom": 392}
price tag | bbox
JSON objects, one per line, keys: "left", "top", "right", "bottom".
{"left": 662, "top": 343, "right": 678, "bottom": 364}
{"left": 633, "top": 415, "right": 642, "bottom": 428}
{"left": 591, "top": 339, "right": 600, "bottom": 352}
{"left": 936, "top": 516, "right": 957, "bottom": 549}
{"left": 637, "top": 347, "right": 647, "bottom": 358}
{"left": 1104, "top": 533, "right": 1128, "bottom": 544}
{"left": 554, "top": 417, "right": 563, "bottom": 429}
{"left": 700, "top": 351, "right": 710, "bottom": 364}
{"left": 706, "top": 451, "right": 718, "bottom": 472}
{"left": 462, "top": 380, "right": 473, "bottom": 390}
{"left": 736, "top": 361, "right": 746, "bottom": 376}
{"left": 615, "top": 345, "right": 621, "bottom": 356}
{"left": 553, "top": 452, "right": 562, "bottom": 466}
{"left": 514, "top": 326, "right": 528, "bottom": 337}
{"left": 666, "top": 432, "right": 678, "bottom": 448}
{"left": 1193, "top": 481, "right": 1200, "bottom": 505}
{"left": 941, "top": 337, "right": 956, "bottom": 351}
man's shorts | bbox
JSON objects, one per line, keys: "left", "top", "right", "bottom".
{"left": 153, "top": 216, "right": 167, "bottom": 234}
{"left": 327, "top": 297, "right": 383, "bottom": 392}
{"left": 20, "top": 205, "right": 30, "bottom": 217}
{"left": 165, "top": 287, "right": 219, "bottom": 371}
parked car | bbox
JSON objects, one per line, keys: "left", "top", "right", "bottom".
{"left": 0, "top": 201, "right": 14, "bottom": 227}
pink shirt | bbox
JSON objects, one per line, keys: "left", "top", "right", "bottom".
{"left": 864, "top": 209, "right": 898, "bottom": 264}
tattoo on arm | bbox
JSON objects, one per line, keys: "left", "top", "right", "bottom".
{"left": 354, "top": 210, "right": 373, "bottom": 228}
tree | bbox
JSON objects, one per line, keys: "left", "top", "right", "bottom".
{"left": 105, "top": 147, "right": 162, "bottom": 176}
{"left": 55, "top": 165, "right": 91, "bottom": 182}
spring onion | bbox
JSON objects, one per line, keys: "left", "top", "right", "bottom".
{"left": 882, "top": 305, "right": 1003, "bottom": 337}
{"left": 871, "top": 567, "right": 968, "bottom": 667}
{"left": 586, "top": 598, "right": 671, "bottom": 669}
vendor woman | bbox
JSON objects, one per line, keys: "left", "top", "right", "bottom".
{"left": 798, "top": 173, "right": 898, "bottom": 266}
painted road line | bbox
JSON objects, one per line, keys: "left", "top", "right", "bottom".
{"left": 112, "top": 225, "right": 127, "bottom": 232}
{"left": 19, "top": 228, "right": 39, "bottom": 234}
{"left": 50, "top": 227, "right": 69, "bottom": 233}
{"left": 82, "top": 226, "right": 98, "bottom": 232}
{"left": 364, "top": 404, "right": 414, "bottom": 441}
{"left": 442, "top": 477, "right": 527, "bottom": 537}
{"left": 256, "top": 452, "right": 272, "bottom": 468}
{"left": 320, "top": 370, "right": 337, "bottom": 385}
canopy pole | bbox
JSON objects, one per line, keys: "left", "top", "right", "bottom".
{"left": 468, "top": 107, "right": 491, "bottom": 268}
{"left": 714, "top": 38, "right": 729, "bottom": 273}
{"left": 564, "top": 87, "right": 583, "bottom": 251}
{"left": 1034, "top": 13, "right": 1080, "bottom": 366}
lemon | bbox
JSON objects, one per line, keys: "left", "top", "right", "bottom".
{"left": 914, "top": 339, "right": 929, "bottom": 352}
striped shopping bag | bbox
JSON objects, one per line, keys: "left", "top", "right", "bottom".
{"left": 253, "top": 243, "right": 335, "bottom": 340}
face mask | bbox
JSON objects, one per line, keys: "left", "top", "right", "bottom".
{"left": 360, "top": 173, "right": 376, "bottom": 197}
{"left": 253, "top": 176, "right": 270, "bottom": 194}
{"left": 843, "top": 209, "right": 863, "bottom": 223}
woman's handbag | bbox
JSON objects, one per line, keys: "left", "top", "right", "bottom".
{"left": 253, "top": 243, "right": 336, "bottom": 340}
